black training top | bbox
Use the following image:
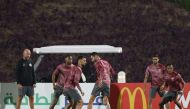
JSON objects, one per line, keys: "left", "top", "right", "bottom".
{"left": 16, "top": 58, "right": 36, "bottom": 86}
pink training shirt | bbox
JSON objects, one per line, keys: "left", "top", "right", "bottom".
{"left": 63, "top": 64, "right": 83, "bottom": 90}
{"left": 145, "top": 63, "right": 165, "bottom": 86}
{"left": 53, "top": 63, "right": 67, "bottom": 87}
{"left": 95, "top": 59, "right": 115, "bottom": 87}
{"left": 63, "top": 64, "right": 76, "bottom": 89}
{"left": 164, "top": 71, "right": 185, "bottom": 92}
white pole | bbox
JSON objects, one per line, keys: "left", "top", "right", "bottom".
{"left": 34, "top": 55, "right": 44, "bottom": 71}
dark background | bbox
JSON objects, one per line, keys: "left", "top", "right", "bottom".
{"left": 0, "top": 0, "right": 190, "bottom": 82}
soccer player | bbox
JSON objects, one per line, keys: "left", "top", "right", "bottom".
{"left": 143, "top": 55, "right": 169, "bottom": 109}
{"left": 71, "top": 56, "right": 87, "bottom": 108}
{"left": 16, "top": 49, "right": 36, "bottom": 109}
{"left": 87, "top": 52, "right": 115, "bottom": 109}
{"left": 63, "top": 55, "right": 85, "bottom": 109}
{"left": 159, "top": 64, "right": 185, "bottom": 109}
{"left": 49, "top": 55, "right": 74, "bottom": 109}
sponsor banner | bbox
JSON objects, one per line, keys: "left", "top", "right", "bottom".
{"left": 0, "top": 83, "right": 105, "bottom": 109}
{"left": 110, "top": 83, "right": 190, "bottom": 109}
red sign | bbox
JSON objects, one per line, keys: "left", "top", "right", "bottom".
{"left": 110, "top": 83, "right": 190, "bottom": 109}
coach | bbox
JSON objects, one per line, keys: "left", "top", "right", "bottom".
{"left": 16, "top": 49, "right": 36, "bottom": 109}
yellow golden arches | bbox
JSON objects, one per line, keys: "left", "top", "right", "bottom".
{"left": 117, "top": 87, "right": 147, "bottom": 109}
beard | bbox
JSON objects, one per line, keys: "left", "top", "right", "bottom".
{"left": 66, "top": 62, "right": 72, "bottom": 65}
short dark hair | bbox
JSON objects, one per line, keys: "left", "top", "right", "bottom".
{"left": 77, "top": 55, "right": 84, "bottom": 61}
{"left": 91, "top": 52, "right": 99, "bottom": 56}
{"left": 152, "top": 54, "right": 159, "bottom": 58}
{"left": 65, "top": 55, "right": 72, "bottom": 59}
{"left": 166, "top": 63, "right": 173, "bottom": 67}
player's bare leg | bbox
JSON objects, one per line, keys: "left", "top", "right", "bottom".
{"left": 106, "top": 101, "right": 111, "bottom": 109}
{"left": 174, "top": 100, "right": 182, "bottom": 109}
{"left": 49, "top": 96, "right": 59, "bottom": 109}
{"left": 16, "top": 96, "right": 23, "bottom": 109}
{"left": 74, "top": 100, "right": 83, "bottom": 109}
{"left": 165, "top": 103, "right": 170, "bottom": 109}
{"left": 103, "top": 96, "right": 110, "bottom": 109}
{"left": 65, "top": 99, "right": 73, "bottom": 109}
{"left": 87, "top": 95, "right": 96, "bottom": 109}
{"left": 148, "top": 97, "right": 153, "bottom": 109}
{"left": 29, "top": 96, "right": 34, "bottom": 109}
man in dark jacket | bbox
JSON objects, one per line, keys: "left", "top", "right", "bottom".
{"left": 16, "top": 49, "right": 36, "bottom": 109}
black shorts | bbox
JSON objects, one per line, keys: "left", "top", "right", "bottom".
{"left": 163, "top": 91, "right": 177, "bottom": 102}
{"left": 64, "top": 88, "right": 82, "bottom": 102}
{"left": 54, "top": 85, "right": 64, "bottom": 98}
{"left": 149, "top": 86, "right": 164, "bottom": 98}
{"left": 159, "top": 91, "right": 178, "bottom": 107}
{"left": 18, "top": 86, "right": 34, "bottom": 97}
{"left": 91, "top": 82, "right": 110, "bottom": 97}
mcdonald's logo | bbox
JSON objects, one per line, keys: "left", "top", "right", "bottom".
{"left": 117, "top": 87, "right": 147, "bottom": 109}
